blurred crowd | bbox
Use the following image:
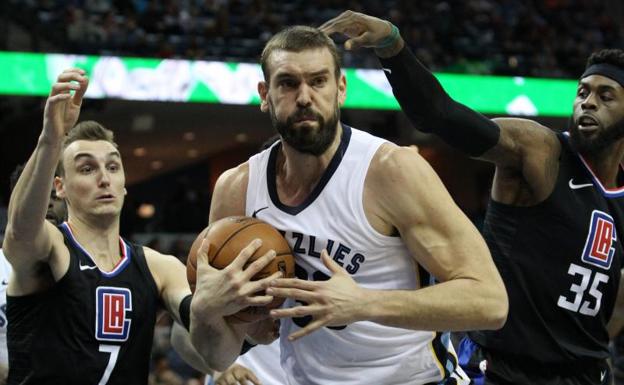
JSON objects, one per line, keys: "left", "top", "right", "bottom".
{"left": 6, "top": 0, "right": 623, "bottom": 78}
{"left": 3, "top": 1, "right": 624, "bottom": 384}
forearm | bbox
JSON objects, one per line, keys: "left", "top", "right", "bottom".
{"left": 7, "top": 135, "right": 62, "bottom": 236}
{"left": 378, "top": 45, "right": 499, "bottom": 156}
{"left": 171, "top": 322, "right": 212, "bottom": 372}
{"left": 189, "top": 314, "right": 245, "bottom": 371}
{"left": 362, "top": 278, "right": 507, "bottom": 331}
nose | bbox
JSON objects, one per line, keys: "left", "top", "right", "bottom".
{"left": 581, "top": 93, "right": 597, "bottom": 111}
{"left": 296, "top": 83, "right": 312, "bottom": 108}
{"left": 98, "top": 169, "right": 111, "bottom": 187}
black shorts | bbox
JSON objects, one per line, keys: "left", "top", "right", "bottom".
{"left": 457, "top": 337, "right": 612, "bottom": 385}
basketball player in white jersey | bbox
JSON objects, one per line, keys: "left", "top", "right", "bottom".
{"left": 180, "top": 26, "right": 508, "bottom": 385}
{"left": 175, "top": 25, "right": 507, "bottom": 384}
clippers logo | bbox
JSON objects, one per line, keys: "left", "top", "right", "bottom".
{"left": 582, "top": 210, "right": 617, "bottom": 270}
{"left": 95, "top": 287, "right": 132, "bottom": 342}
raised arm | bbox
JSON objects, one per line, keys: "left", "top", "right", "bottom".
{"left": 320, "top": 11, "right": 561, "bottom": 203}
{"left": 3, "top": 69, "right": 88, "bottom": 272}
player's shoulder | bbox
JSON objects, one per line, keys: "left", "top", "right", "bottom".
{"left": 215, "top": 162, "right": 250, "bottom": 192}
{"left": 370, "top": 143, "right": 433, "bottom": 182}
{"left": 212, "top": 162, "right": 249, "bottom": 218}
{"left": 142, "top": 246, "right": 184, "bottom": 291}
{"left": 142, "top": 246, "right": 181, "bottom": 265}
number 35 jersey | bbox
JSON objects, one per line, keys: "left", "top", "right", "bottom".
{"left": 246, "top": 125, "right": 461, "bottom": 385}
{"left": 7, "top": 223, "right": 159, "bottom": 385}
{"left": 471, "top": 132, "right": 624, "bottom": 364}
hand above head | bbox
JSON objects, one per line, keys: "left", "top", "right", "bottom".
{"left": 267, "top": 250, "right": 367, "bottom": 341}
{"left": 43, "top": 68, "right": 89, "bottom": 141}
{"left": 191, "top": 239, "right": 283, "bottom": 323}
{"left": 320, "top": 10, "right": 400, "bottom": 52}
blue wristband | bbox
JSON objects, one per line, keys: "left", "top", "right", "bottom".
{"left": 376, "top": 23, "right": 400, "bottom": 49}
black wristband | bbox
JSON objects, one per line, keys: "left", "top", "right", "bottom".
{"left": 179, "top": 294, "right": 193, "bottom": 331}
{"left": 240, "top": 340, "right": 257, "bottom": 355}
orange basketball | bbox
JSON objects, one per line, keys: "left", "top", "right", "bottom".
{"left": 187, "top": 216, "right": 295, "bottom": 323}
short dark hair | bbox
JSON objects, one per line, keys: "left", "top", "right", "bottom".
{"left": 260, "top": 26, "right": 341, "bottom": 82}
{"left": 586, "top": 49, "right": 624, "bottom": 70}
{"left": 56, "top": 120, "right": 117, "bottom": 176}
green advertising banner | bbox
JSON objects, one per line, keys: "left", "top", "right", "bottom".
{"left": 0, "top": 51, "right": 576, "bottom": 116}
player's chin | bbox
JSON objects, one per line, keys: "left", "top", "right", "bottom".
{"left": 293, "top": 119, "right": 320, "bottom": 130}
{"left": 91, "top": 206, "right": 122, "bottom": 217}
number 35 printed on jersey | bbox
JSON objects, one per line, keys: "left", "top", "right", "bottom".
{"left": 558, "top": 211, "right": 616, "bottom": 316}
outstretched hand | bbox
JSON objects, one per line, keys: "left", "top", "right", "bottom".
{"left": 43, "top": 68, "right": 89, "bottom": 141}
{"left": 320, "top": 10, "right": 395, "bottom": 51}
{"left": 267, "top": 250, "right": 366, "bottom": 341}
{"left": 191, "top": 239, "right": 283, "bottom": 323}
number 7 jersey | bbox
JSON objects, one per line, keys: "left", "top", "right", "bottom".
{"left": 470, "top": 132, "right": 624, "bottom": 364}
{"left": 6, "top": 223, "right": 159, "bottom": 385}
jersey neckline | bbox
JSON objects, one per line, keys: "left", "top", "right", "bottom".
{"left": 266, "top": 124, "right": 352, "bottom": 215}
{"left": 60, "top": 222, "right": 132, "bottom": 277}
{"left": 563, "top": 132, "right": 624, "bottom": 198}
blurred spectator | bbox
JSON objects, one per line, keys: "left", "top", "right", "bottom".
{"left": 149, "top": 351, "right": 184, "bottom": 385}
{"left": 7, "top": 0, "right": 622, "bottom": 78}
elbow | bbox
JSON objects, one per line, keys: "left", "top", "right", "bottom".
{"left": 482, "top": 284, "right": 509, "bottom": 330}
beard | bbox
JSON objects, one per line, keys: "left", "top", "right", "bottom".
{"left": 568, "top": 115, "right": 624, "bottom": 155}
{"left": 269, "top": 102, "right": 340, "bottom": 156}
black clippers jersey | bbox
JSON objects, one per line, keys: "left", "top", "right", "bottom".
{"left": 7, "top": 223, "right": 159, "bottom": 385}
{"left": 471, "top": 132, "right": 624, "bottom": 365}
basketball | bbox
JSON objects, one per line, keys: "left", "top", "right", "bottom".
{"left": 187, "top": 216, "right": 295, "bottom": 323}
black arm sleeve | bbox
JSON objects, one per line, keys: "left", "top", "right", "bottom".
{"left": 378, "top": 46, "right": 500, "bottom": 157}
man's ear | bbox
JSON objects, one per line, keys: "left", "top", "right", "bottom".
{"left": 54, "top": 176, "right": 65, "bottom": 199}
{"left": 337, "top": 73, "right": 347, "bottom": 107}
{"left": 258, "top": 81, "right": 269, "bottom": 112}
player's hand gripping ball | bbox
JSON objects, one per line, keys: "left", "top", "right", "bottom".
{"left": 187, "top": 216, "right": 295, "bottom": 322}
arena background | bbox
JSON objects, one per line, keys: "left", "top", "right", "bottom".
{"left": 0, "top": 1, "right": 622, "bottom": 384}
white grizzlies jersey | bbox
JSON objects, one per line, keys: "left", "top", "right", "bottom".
{"left": 0, "top": 250, "right": 11, "bottom": 365}
{"left": 246, "top": 126, "right": 460, "bottom": 385}
{"left": 236, "top": 340, "right": 285, "bottom": 385}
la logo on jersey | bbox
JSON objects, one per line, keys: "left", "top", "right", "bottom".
{"left": 95, "top": 287, "right": 132, "bottom": 342}
{"left": 582, "top": 210, "right": 617, "bottom": 270}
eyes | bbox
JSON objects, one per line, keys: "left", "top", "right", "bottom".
{"left": 277, "top": 76, "right": 328, "bottom": 89}
{"left": 77, "top": 161, "right": 121, "bottom": 174}
{"left": 577, "top": 87, "right": 616, "bottom": 102}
